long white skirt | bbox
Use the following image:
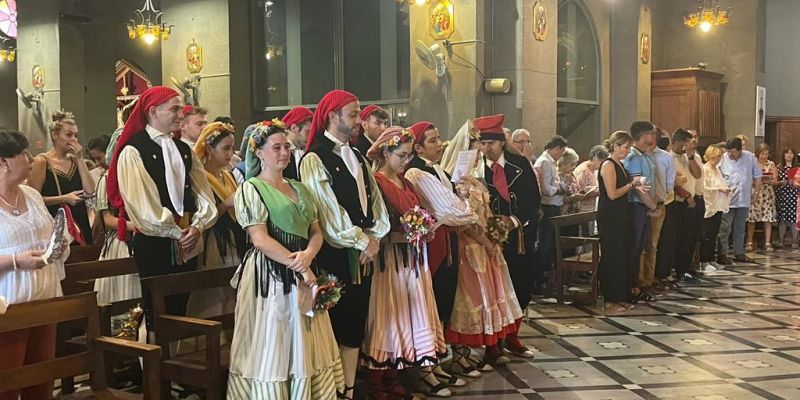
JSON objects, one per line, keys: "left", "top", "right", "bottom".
{"left": 226, "top": 255, "right": 344, "bottom": 399}
{"left": 94, "top": 231, "right": 141, "bottom": 304}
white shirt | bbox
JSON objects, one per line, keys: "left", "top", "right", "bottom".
{"left": 180, "top": 137, "right": 196, "bottom": 149}
{"left": 418, "top": 156, "right": 454, "bottom": 192}
{"left": 534, "top": 151, "right": 568, "bottom": 206}
{"left": 324, "top": 131, "right": 368, "bottom": 215}
{"left": 703, "top": 162, "right": 730, "bottom": 218}
{"left": 672, "top": 151, "right": 695, "bottom": 200}
{"left": 691, "top": 151, "right": 704, "bottom": 196}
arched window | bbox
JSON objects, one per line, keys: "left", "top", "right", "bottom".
{"left": 557, "top": 0, "right": 600, "bottom": 153}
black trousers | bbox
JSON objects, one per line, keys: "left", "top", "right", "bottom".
{"left": 319, "top": 243, "right": 372, "bottom": 348}
{"left": 675, "top": 197, "right": 705, "bottom": 275}
{"left": 701, "top": 212, "right": 723, "bottom": 263}
{"left": 656, "top": 201, "right": 679, "bottom": 279}
{"left": 134, "top": 235, "right": 198, "bottom": 331}
{"left": 432, "top": 231, "right": 460, "bottom": 325}
{"left": 536, "top": 205, "right": 560, "bottom": 281}
{"left": 507, "top": 224, "right": 538, "bottom": 309}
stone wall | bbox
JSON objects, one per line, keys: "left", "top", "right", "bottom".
{"left": 765, "top": 0, "right": 800, "bottom": 117}
{"left": 651, "top": 0, "right": 764, "bottom": 141}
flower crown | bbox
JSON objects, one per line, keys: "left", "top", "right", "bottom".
{"left": 248, "top": 118, "right": 287, "bottom": 152}
{"left": 382, "top": 129, "right": 415, "bottom": 149}
{"left": 204, "top": 122, "right": 235, "bottom": 146}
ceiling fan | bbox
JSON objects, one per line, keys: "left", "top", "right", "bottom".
{"left": 170, "top": 75, "right": 200, "bottom": 106}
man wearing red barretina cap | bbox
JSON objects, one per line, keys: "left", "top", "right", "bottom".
{"left": 107, "top": 86, "right": 217, "bottom": 338}
{"left": 354, "top": 105, "right": 389, "bottom": 156}
{"left": 299, "top": 90, "right": 390, "bottom": 400}
{"left": 404, "top": 121, "right": 477, "bottom": 392}
{"left": 178, "top": 105, "right": 209, "bottom": 148}
{"left": 281, "top": 106, "right": 314, "bottom": 180}
{"left": 476, "top": 114, "right": 541, "bottom": 359}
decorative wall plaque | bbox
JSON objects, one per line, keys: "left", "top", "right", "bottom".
{"left": 533, "top": 0, "right": 547, "bottom": 41}
{"left": 186, "top": 39, "right": 203, "bottom": 73}
{"left": 429, "top": 0, "right": 454, "bottom": 40}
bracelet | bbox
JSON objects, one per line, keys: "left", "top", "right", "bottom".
{"left": 11, "top": 253, "right": 17, "bottom": 270}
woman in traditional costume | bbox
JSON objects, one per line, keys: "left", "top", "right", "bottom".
{"left": 361, "top": 127, "right": 446, "bottom": 399}
{"left": 440, "top": 120, "right": 524, "bottom": 372}
{"left": 226, "top": 120, "right": 344, "bottom": 399}
{"left": 186, "top": 122, "right": 246, "bottom": 319}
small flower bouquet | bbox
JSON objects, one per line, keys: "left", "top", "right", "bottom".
{"left": 486, "top": 216, "right": 510, "bottom": 244}
{"left": 314, "top": 271, "right": 345, "bottom": 312}
{"left": 401, "top": 205, "right": 437, "bottom": 247}
{"left": 114, "top": 305, "right": 144, "bottom": 338}
{"left": 400, "top": 206, "right": 437, "bottom": 276}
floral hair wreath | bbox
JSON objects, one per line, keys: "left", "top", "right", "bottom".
{"left": 382, "top": 129, "right": 415, "bottom": 150}
{"left": 248, "top": 118, "right": 287, "bottom": 152}
{"left": 204, "top": 122, "right": 236, "bottom": 146}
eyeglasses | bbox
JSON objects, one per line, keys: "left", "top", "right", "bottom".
{"left": 390, "top": 151, "right": 414, "bottom": 161}
{"left": 513, "top": 140, "right": 532, "bottom": 146}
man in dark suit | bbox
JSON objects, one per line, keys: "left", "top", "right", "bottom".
{"left": 476, "top": 114, "right": 541, "bottom": 359}
{"left": 353, "top": 105, "right": 388, "bottom": 156}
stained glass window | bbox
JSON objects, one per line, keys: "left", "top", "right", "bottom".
{"left": 0, "top": 0, "right": 17, "bottom": 39}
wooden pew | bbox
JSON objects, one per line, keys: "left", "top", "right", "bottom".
{"left": 65, "top": 242, "right": 104, "bottom": 264}
{"left": 60, "top": 258, "right": 142, "bottom": 392}
{"left": 141, "top": 266, "right": 237, "bottom": 400}
{"left": 551, "top": 211, "right": 600, "bottom": 304}
{"left": 0, "top": 292, "right": 161, "bottom": 399}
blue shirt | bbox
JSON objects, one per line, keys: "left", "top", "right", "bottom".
{"left": 650, "top": 147, "right": 676, "bottom": 204}
{"left": 719, "top": 150, "right": 762, "bottom": 208}
{"left": 623, "top": 146, "right": 656, "bottom": 204}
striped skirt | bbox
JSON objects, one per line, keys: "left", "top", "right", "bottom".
{"left": 360, "top": 242, "right": 446, "bottom": 370}
{"left": 227, "top": 255, "right": 344, "bottom": 399}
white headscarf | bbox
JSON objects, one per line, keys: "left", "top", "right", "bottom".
{"left": 441, "top": 119, "right": 485, "bottom": 180}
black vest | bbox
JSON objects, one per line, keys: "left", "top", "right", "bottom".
{"left": 407, "top": 156, "right": 455, "bottom": 192}
{"left": 307, "top": 136, "right": 375, "bottom": 229}
{"left": 283, "top": 151, "right": 300, "bottom": 181}
{"left": 125, "top": 132, "right": 197, "bottom": 215}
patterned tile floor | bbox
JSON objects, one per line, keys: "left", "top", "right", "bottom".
{"left": 446, "top": 250, "right": 800, "bottom": 400}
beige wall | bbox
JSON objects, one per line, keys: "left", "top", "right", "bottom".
{"left": 161, "top": 0, "right": 232, "bottom": 121}
{"left": 407, "top": 0, "right": 487, "bottom": 139}
{"left": 651, "top": 0, "right": 763, "bottom": 141}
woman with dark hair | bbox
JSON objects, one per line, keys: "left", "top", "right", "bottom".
{"left": 29, "top": 111, "right": 95, "bottom": 244}
{"left": 775, "top": 148, "right": 799, "bottom": 248}
{"left": 0, "top": 129, "right": 70, "bottom": 400}
{"left": 226, "top": 120, "right": 344, "bottom": 398}
{"left": 185, "top": 122, "right": 247, "bottom": 319}
{"left": 746, "top": 143, "right": 777, "bottom": 251}
{"left": 597, "top": 131, "right": 648, "bottom": 313}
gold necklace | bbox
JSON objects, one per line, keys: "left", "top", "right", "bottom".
{"left": 0, "top": 189, "right": 21, "bottom": 215}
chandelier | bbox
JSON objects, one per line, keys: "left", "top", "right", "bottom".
{"left": 126, "top": 0, "right": 173, "bottom": 45}
{"left": 0, "top": 37, "right": 14, "bottom": 63}
{"left": 395, "top": 0, "right": 431, "bottom": 6}
{"left": 684, "top": 0, "right": 730, "bottom": 32}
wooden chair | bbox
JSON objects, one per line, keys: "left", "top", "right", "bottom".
{"left": 59, "top": 258, "right": 142, "bottom": 392}
{"left": 66, "top": 242, "right": 104, "bottom": 264}
{"left": 141, "top": 266, "right": 238, "bottom": 400}
{"left": 0, "top": 292, "right": 161, "bottom": 399}
{"left": 551, "top": 211, "right": 600, "bottom": 304}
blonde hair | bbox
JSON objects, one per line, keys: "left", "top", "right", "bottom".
{"left": 755, "top": 143, "right": 771, "bottom": 159}
{"left": 602, "top": 130, "right": 633, "bottom": 153}
{"left": 704, "top": 144, "right": 724, "bottom": 163}
{"left": 735, "top": 134, "right": 749, "bottom": 146}
{"left": 48, "top": 110, "right": 76, "bottom": 135}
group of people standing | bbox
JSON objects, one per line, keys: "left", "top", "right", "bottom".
{"left": 594, "top": 123, "right": 799, "bottom": 313}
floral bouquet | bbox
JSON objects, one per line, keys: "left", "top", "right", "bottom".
{"left": 314, "top": 270, "right": 345, "bottom": 312}
{"left": 114, "top": 305, "right": 144, "bottom": 338}
{"left": 400, "top": 206, "right": 437, "bottom": 275}
{"left": 486, "top": 215, "right": 510, "bottom": 244}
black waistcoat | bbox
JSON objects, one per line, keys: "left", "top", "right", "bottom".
{"left": 125, "top": 132, "right": 197, "bottom": 215}
{"left": 307, "top": 135, "right": 375, "bottom": 229}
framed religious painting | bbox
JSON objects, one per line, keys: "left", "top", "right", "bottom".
{"left": 533, "top": 0, "right": 547, "bottom": 41}
{"left": 640, "top": 33, "right": 650, "bottom": 64}
{"left": 186, "top": 39, "right": 203, "bottom": 74}
{"left": 32, "top": 64, "right": 45, "bottom": 90}
{"left": 429, "top": 0, "right": 454, "bottom": 40}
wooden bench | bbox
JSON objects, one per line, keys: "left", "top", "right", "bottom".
{"left": 141, "top": 266, "right": 238, "bottom": 400}
{"left": 66, "top": 242, "right": 104, "bottom": 264}
{"left": 551, "top": 211, "right": 600, "bottom": 304}
{"left": 59, "top": 258, "right": 142, "bottom": 393}
{"left": 0, "top": 292, "right": 161, "bottom": 399}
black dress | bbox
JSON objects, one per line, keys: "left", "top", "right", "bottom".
{"left": 597, "top": 159, "right": 631, "bottom": 303}
{"left": 41, "top": 158, "right": 93, "bottom": 244}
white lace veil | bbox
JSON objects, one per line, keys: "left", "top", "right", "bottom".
{"left": 441, "top": 119, "right": 484, "bottom": 180}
